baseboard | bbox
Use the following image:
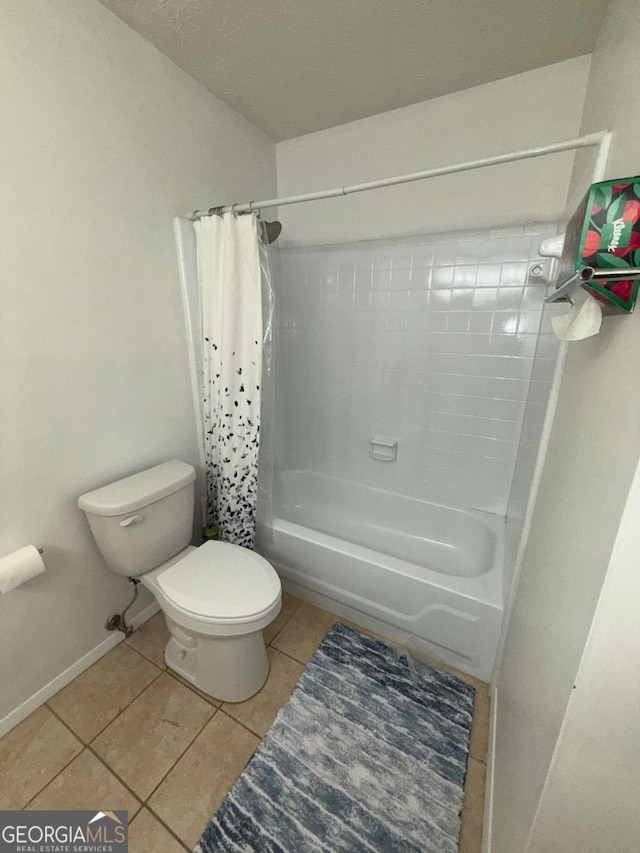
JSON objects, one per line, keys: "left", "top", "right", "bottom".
{"left": 0, "top": 601, "right": 160, "bottom": 738}
{"left": 482, "top": 684, "right": 498, "bottom": 853}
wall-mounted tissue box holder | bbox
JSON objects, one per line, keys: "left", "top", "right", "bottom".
{"left": 547, "top": 177, "right": 640, "bottom": 314}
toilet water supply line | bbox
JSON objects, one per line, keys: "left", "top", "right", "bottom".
{"left": 189, "top": 131, "right": 610, "bottom": 220}
{"left": 105, "top": 577, "right": 140, "bottom": 638}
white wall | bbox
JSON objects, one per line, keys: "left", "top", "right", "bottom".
{"left": 527, "top": 454, "right": 640, "bottom": 852}
{"left": 491, "top": 1, "right": 640, "bottom": 849}
{"left": 276, "top": 225, "right": 555, "bottom": 515}
{"left": 276, "top": 58, "right": 591, "bottom": 247}
{"left": 0, "top": 0, "right": 275, "bottom": 725}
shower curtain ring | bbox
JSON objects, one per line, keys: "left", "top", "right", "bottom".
{"left": 231, "top": 203, "right": 239, "bottom": 218}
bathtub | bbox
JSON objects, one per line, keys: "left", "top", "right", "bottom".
{"left": 257, "top": 470, "right": 504, "bottom": 681}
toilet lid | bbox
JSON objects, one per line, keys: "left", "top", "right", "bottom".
{"left": 156, "top": 540, "right": 281, "bottom": 620}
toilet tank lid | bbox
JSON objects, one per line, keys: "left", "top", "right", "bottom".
{"left": 78, "top": 461, "right": 196, "bottom": 516}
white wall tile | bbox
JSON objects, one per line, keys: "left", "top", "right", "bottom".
{"left": 372, "top": 269, "right": 392, "bottom": 289}
{"left": 432, "top": 266, "right": 455, "bottom": 289}
{"left": 409, "top": 268, "right": 432, "bottom": 289}
{"left": 434, "top": 243, "right": 457, "bottom": 266}
{"left": 454, "top": 265, "right": 478, "bottom": 287}
{"left": 275, "top": 224, "right": 558, "bottom": 516}
{"left": 389, "top": 269, "right": 412, "bottom": 290}
{"left": 472, "top": 287, "right": 499, "bottom": 309}
{"left": 408, "top": 290, "right": 429, "bottom": 310}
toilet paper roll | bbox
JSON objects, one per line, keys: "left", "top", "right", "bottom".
{"left": 0, "top": 545, "right": 46, "bottom": 594}
{"left": 551, "top": 289, "right": 602, "bottom": 341}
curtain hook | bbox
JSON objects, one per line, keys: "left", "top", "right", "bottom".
{"left": 208, "top": 206, "right": 224, "bottom": 217}
{"left": 231, "top": 203, "right": 239, "bottom": 218}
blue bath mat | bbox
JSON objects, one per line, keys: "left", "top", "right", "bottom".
{"left": 195, "top": 623, "right": 474, "bottom": 853}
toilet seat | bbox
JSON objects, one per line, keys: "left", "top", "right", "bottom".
{"left": 157, "top": 540, "right": 281, "bottom": 620}
{"left": 141, "top": 542, "right": 282, "bottom": 638}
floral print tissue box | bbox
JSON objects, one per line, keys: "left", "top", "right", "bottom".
{"left": 558, "top": 177, "right": 640, "bottom": 314}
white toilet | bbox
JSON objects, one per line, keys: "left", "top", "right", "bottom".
{"left": 78, "top": 460, "right": 282, "bottom": 702}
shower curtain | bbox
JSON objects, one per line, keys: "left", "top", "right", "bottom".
{"left": 194, "top": 212, "right": 263, "bottom": 549}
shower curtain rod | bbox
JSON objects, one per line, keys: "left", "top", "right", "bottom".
{"left": 189, "top": 131, "right": 609, "bottom": 220}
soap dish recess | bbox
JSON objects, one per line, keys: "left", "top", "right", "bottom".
{"left": 369, "top": 437, "right": 397, "bottom": 462}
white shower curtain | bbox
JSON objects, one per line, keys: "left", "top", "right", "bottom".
{"left": 195, "top": 212, "right": 263, "bottom": 548}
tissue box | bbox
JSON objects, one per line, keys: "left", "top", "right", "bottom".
{"left": 558, "top": 177, "right": 640, "bottom": 314}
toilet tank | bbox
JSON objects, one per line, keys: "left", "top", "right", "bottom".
{"left": 78, "top": 461, "right": 197, "bottom": 577}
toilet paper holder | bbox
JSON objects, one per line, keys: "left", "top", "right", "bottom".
{"left": 0, "top": 545, "right": 47, "bottom": 595}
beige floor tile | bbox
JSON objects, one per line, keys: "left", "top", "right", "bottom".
{"left": 459, "top": 758, "right": 486, "bottom": 851}
{"left": 27, "top": 748, "right": 141, "bottom": 815}
{"left": 462, "top": 757, "right": 486, "bottom": 831}
{"left": 0, "top": 707, "right": 82, "bottom": 809}
{"left": 469, "top": 685, "right": 490, "bottom": 763}
{"left": 263, "top": 592, "right": 302, "bottom": 644}
{"left": 129, "top": 808, "right": 185, "bottom": 853}
{"left": 270, "top": 601, "right": 338, "bottom": 664}
{"left": 126, "top": 612, "right": 170, "bottom": 669}
{"left": 48, "top": 643, "right": 161, "bottom": 742}
{"left": 166, "top": 670, "right": 222, "bottom": 708}
{"left": 149, "top": 712, "right": 259, "bottom": 848}
{"left": 92, "top": 673, "right": 214, "bottom": 800}
{"left": 458, "top": 814, "right": 483, "bottom": 853}
{"left": 222, "top": 647, "right": 304, "bottom": 736}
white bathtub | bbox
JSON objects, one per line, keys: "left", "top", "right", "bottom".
{"left": 257, "top": 470, "right": 504, "bottom": 681}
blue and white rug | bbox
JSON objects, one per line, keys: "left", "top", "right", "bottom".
{"left": 195, "top": 623, "right": 474, "bottom": 852}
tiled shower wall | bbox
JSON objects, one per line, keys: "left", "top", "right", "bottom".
{"left": 274, "top": 224, "right": 558, "bottom": 517}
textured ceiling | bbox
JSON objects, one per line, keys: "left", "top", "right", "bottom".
{"left": 99, "top": 0, "right": 610, "bottom": 141}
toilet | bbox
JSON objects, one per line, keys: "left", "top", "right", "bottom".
{"left": 78, "top": 460, "right": 281, "bottom": 702}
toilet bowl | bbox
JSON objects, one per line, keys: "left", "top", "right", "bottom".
{"left": 78, "top": 461, "right": 282, "bottom": 702}
{"left": 142, "top": 541, "right": 281, "bottom": 701}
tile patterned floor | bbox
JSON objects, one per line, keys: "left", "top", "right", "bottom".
{"left": 0, "top": 593, "right": 488, "bottom": 852}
